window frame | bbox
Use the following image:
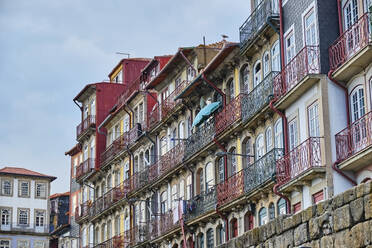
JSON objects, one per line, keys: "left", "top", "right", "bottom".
{"left": 34, "top": 209, "right": 46, "bottom": 228}
{"left": 307, "top": 100, "right": 320, "bottom": 137}
{"left": 0, "top": 178, "right": 13, "bottom": 197}
{"left": 17, "top": 208, "right": 30, "bottom": 226}
{"left": 0, "top": 207, "right": 11, "bottom": 227}
{"left": 18, "top": 180, "right": 30, "bottom": 198}
{"left": 35, "top": 181, "right": 47, "bottom": 199}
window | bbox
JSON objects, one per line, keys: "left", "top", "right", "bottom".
{"left": 351, "top": 86, "right": 365, "bottom": 122}
{"left": 1, "top": 179, "right": 12, "bottom": 196}
{"left": 172, "top": 184, "right": 178, "bottom": 209}
{"left": 285, "top": 31, "right": 295, "bottom": 64}
{"left": 240, "top": 65, "right": 250, "bottom": 94}
{"left": 227, "top": 78, "right": 235, "bottom": 102}
{"left": 277, "top": 198, "right": 287, "bottom": 215}
{"left": 17, "top": 241, "right": 29, "bottom": 248}
{"left": 186, "top": 175, "right": 192, "bottom": 200}
{"left": 161, "top": 191, "right": 167, "bottom": 214}
{"left": 171, "top": 128, "right": 177, "bottom": 148}
{"left": 1, "top": 208, "right": 10, "bottom": 226}
{"left": 217, "top": 157, "right": 225, "bottom": 183}
{"left": 134, "top": 156, "right": 139, "bottom": 173}
{"left": 101, "top": 223, "right": 106, "bottom": 242}
{"left": 187, "top": 67, "right": 195, "bottom": 81}
{"left": 107, "top": 220, "right": 112, "bottom": 239}
{"left": 134, "top": 106, "right": 139, "bottom": 124}
{"left": 289, "top": 118, "right": 298, "bottom": 151}
{"left": 263, "top": 52, "right": 270, "bottom": 77}
{"left": 160, "top": 136, "right": 168, "bottom": 156}
{"left": 35, "top": 210, "right": 45, "bottom": 227}
{"left": 18, "top": 209, "right": 29, "bottom": 225}
{"left": 242, "top": 138, "right": 253, "bottom": 167}
{"left": 304, "top": 9, "right": 317, "bottom": 45}
{"left": 269, "top": 203, "right": 275, "bottom": 220}
{"left": 34, "top": 241, "right": 45, "bottom": 248}
{"left": 178, "top": 121, "right": 185, "bottom": 139}
{"left": 230, "top": 218, "right": 238, "bottom": 238}
{"left": 179, "top": 180, "right": 185, "bottom": 200}
{"left": 308, "top": 102, "right": 320, "bottom": 137}
{"left": 139, "top": 102, "right": 144, "bottom": 123}
{"left": 0, "top": 240, "right": 10, "bottom": 248}
{"left": 197, "top": 233, "right": 204, "bottom": 248}
{"left": 175, "top": 76, "right": 182, "bottom": 88}
{"left": 312, "top": 190, "right": 324, "bottom": 204}
{"left": 205, "top": 162, "right": 214, "bottom": 191}
{"left": 36, "top": 182, "right": 46, "bottom": 198}
{"left": 124, "top": 116, "right": 130, "bottom": 132}
{"left": 216, "top": 224, "right": 224, "bottom": 245}
{"left": 274, "top": 119, "right": 283, "bottom": 149}
{"left": 196, "top": 168, "right": 204, "bottom": 195}
{"left": 206, "top": 228, "right": 214, "bottom": 248}
{"left": 115, "top": 216, "right": 120, "bottom": 236}
{"left": 244, "top": 211, "right": 254, "bottom": 231}
{"left": 18, "top": 181, "right": 29, "bottom": 197}
{"left": 343, "top": 0, "right": 358, "bottom": 30}
{"left": 114, "top": 123, "right": 120, "bottom": 139}
{"left": 228, "top": 148, "right": 237, "bottom": 176}
{"left": 256, "top": 134, "right": 265, "bottom": 159}
{"left": 83, "top": 105, "right": 88, "bottom": 119}
{"left": 124, "top": 162, "right": 130, "bottom": 180}
{"left": 271, "top": 41, "right": 280, "bottom": 72}
{"left": 90, "top": 138, "right": 95, "bottom": 159}
{"left": 90, "top": 99, "right": 96, "bottom": 116}
{"left": 293, "top": 202, "right": 302, "bottom": 213}
{"left": 253, "top": 61, "right": 262, "bottom": 88}
{"left": 258, "top": 207, "right": 267, "bottom": 226}
{"left": 266, "top": 127, "right": 273, "bottom": 152}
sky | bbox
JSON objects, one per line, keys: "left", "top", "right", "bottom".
{"left": 0, "top": 0, "right": 250, "bottom": 194}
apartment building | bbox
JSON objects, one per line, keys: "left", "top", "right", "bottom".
{"left": 69, "top": 0, "right": 372, "bottom": 247}
{"left": 49, "top": 192, "right": 70, "bottom": 248}
{"left": 0, "top": 167, "right": 56, "bottom": 248}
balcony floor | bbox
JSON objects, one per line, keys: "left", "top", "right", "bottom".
{"left": 339, "top": 145, "right": 372, "bottom": 172}
{"left": 77, "top": 126, "right": 95, "bottom": 142}
{"left": 279, "top": 167, "right": 326, "bottom": 193}
{"left": 333, "top": 45, "right": 372, "bottom": 82}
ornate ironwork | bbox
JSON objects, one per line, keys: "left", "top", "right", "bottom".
{"left": 117, "top": 77, "right": 141, "bottom": 107}
{"left": 76, "top": 158, "right": 95, "bottom": 181}
{"left": 273, "top": 46, "right": 320, "bottom": 101}
{"left": 242, "top": 71, "right": 278, "bottom": 123}
{"left": 244, "top": 148, "right": 283, "bottom": 194}
{"left": 184, "top": 187, "right": 216, "bottom": 222}
{"left": 335, "top": 111, "right": 372, "bottom": 162}
{"left": 240, "top": 0, "right": 279, "bottom": 48}
{"left": 329, "top": 12, "right": 371, "bottom": 71}
{"left": 217, "top": 170, "right": 245, "bottom": 206}
{"left": 215, "top": 94, "right": 246, "bottom": 135}
{"left": 276, "top": 137, "right": 322, "bottom": 186}
{"left": 77, "top": 115, "right": 95, "bottom": 138}
{"left": 184, "top": 117, "right": 215, "bottom": 160}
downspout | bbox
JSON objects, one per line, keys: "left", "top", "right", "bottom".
{"left": 337, "top": 0, "right": 343, "bottom": 35}
{"left": 332, "top": 162, "right": 356, "bottom": 186}
{"left": 202, "top": 73, "right": 227, "bottom": 107}
{"left": 124, "top": 105, "right": 135, "bottom": 127}
{"left": 270, "top": 0, "right": 291, "bottom": 214}
{"left": 216, "top": 206, "right": 229, "bottom": 243}
{"left": 74, "top": 99, "right": 83, "bottom": 110}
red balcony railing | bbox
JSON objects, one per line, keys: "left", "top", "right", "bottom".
{"left": 158, "top": 141, "right": 185, "bottom": 176}
{"left": 273, "top": 45, "right": 320, "bottom": 101}
{"left": 76, "top": 158, "right": 95, "bottom": 180}
{"left": 77, "top": 115, "right": 96, "bottom": 138}
{"left": 217, "top": 170, "right": 245, "bottom": 206}
{"left": 335, "top": 111, "right": 372, "bottom": 162}
{"left": 117, "top": 77, "right": 142, "bottom": 107}
{"left": 276, "top": 137, "right": 323, "bottom": 186}
{"left": 75, "top": 201, "right": 91, "bottom": 222}
{"left": 215, "top": 94, "right": 246, "bottom": 135}
{"left": 92, "top": 234, "right": 125, "bottom": 248}
{"left": 329, "top": 12, "right": 371, "bottom": 71}
{"left": 160, "top": 211, "right": 176, "bottom": 235}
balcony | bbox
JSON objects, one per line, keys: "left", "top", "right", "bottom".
{"left": 77, "top": 115, "right": 96, "bottom": 140}
{"left": 217, "top": 170, "right": 245, "bottom": 207}
{"left": 215, "top": 94, "right": 246, "bottom": 136}
{"left": 0, "top": 222, "right": 49, "bottom": 234}
{"left": 117, "top": 77, "right": 141, "bottom": 107}
{"left": 240, "top": 0, "right": 279, "bottom": 54}
{"left": 76, "top": 158, "right": 95, "bottom": 182}
{"left": 128, "top": 168, "right": 149, "bottom": 194}
{"left": 92, "top": 234, "right": 125, "bottom": 248}
{"left": 273, "top": 46, "right": 320, "bottom": 108}
{"left": 276, "top": 137, "right": 324, "bottom": 190}
{"left": 329, "top": 12, "right": 372, "bottom": 81}
{"left": 335, "top": 111, "right": 372, "bottom": 171}
{"left": 123, "top": 224, "right": 149, "bottom": 246}
{"left": 149, "top": 211, "right": 178, "bottom": 240}
{"left": 242, "top": 71, "right": 278, "bottom": 124}
{"left": 75, "top": 202, "right": 91, "bottom": 222}
{"left": 184, "top": 187, "right": 217, "bottom": 222}
{"left": 244, "top": 148, "right": 283, "bottom": 195}
{"left": 184, "top": 117, "right": 215, "bottom": 160}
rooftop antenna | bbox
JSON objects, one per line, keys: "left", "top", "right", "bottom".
{"left": 221, "top": 34, "right": 229, "bottom": 41}
{"left": 116, "top": 52, "right": 130, "bottom": 58}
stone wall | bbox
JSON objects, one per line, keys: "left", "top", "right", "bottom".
{"left": 217, "top": 181, "right": 372, "bottom": 248}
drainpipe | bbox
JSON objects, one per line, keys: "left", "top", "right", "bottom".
{"left": 97, "top": 114, "right": 112, "bottom": 137}
{"left": 202, "top": 73, "right": 227, "bottom": 107}
{"left": 216, "top": 206, "right": 229, "bottom": 243}
{"left": 273, "top": 184, "right": 291, "bottom": 214}
{"left": 124, "top": 105, "right": 136, "bottom": 127}
{"left": 328, "top": 71, "right": 350, "bottom": 125}
{"left": 337, "top": 0, "right": 343, "bottom": 35}
{"left": 332, "top": 162, "right": 357, "bottom": 186}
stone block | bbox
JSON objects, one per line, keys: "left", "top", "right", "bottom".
{"left": 319, "top": 211, "right": 333, "bottom": 235}
{"left": 282, "top": 216, "right": 294, "bottom": 232}
{"left": 365, "top": 181, "right": 372, "bottom": 195}
{"left": 309, "top": 217, "right": 319, "bottom": 240}
{"left": 333, "top": 204, "right": 351, "bottom": 231}
{"left": 302, "top": 205, "right": 316, "bottom": 222}
{"left": 259, "top": 225, "right": 267, "bottom": 243}
{"left": 357, "top": 183, "right": 365, "bottom": 198}
{"left": 320, "top": 235, "right": 334, "bottom": 248}
{"left": 350, "top": 197, "right": 364, "bottom": 223}
{"left": 363, "top": 220, "right": 372, "bottom": 246}
{"left": 344, "top": 187, "right": 356, "bottom": 203}
{"left": 365, "top": 194, "right": 372, "bottom": 220}
{"left": 293, "top": 223, "right": 308, "bottom": 246}
{"left": 292, "top": 212, "right": 302, "bottom": 227}
{"left": 282, "top": 229, "right": 293, "bottom": 248}
{"left": 334, "top": 229, "right": 351, "bottom": 247}
{"left": 350, "top": 222, "right": 365, "bottom": 248}
{"left": 332, "top": 193, "right": 344, "bottom": 210}
{"left": 275, "top": 216, "right": 284, "bottom": 235}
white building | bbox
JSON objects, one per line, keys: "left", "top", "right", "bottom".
{"left": 0, "top": 167, "right": 56, "bottom": 248}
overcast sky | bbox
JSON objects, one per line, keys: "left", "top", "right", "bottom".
{"left": 0, "top": 0, "right": 250, "bottom": 194}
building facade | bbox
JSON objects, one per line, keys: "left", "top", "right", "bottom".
{"left": 49, "top": 192, "right": 70, "bottom": 248}
{"left": 0, "top": 167, "right": 56, "bottom": 248}
{"left": 70, "top": 0, "right": 372, "bottom": 247}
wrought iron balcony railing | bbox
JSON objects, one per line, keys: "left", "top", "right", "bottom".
{"left": 217, "top": 170, "right": 245, "bottom": 206}
{"left": 273, "top": 46, "right": 320, "bottom": 101}
{"left": 244, "top": 148, "right": 283, "bottom": 194}
{"left": 329, "top": 12, "right": 371, "bottom": 71}
{"left": 76, "top": 158, "right": 95, "bottom": 181}
{"left": 276, "top": 137, "right": 323, "bottom": 187}
{"left": 240, "top": 0, "right": 279, "bottom": 48}
{"left": 242, "top": 71, "right": 278, "bottom": 123}
{"left": 184, "top": 187, "right": 217, "bottom": 222}
{"left": 75, "top": 202, "right": 90, "bottom": 222}
{"left": 92, "top": 234, "right": 125, "bottom": 248}
{"left": 335, "top": 111, "right": 372, "bottom": 163}
{"left": 215, "top": 94, "right": 246, "bottom": 135}
{"left": 77, "top": 115, "right": 96, "bottom": 139}
{"left": 123, "top": 224, "right": 150, "bottom": 246}
{"left": 184, "top": 117, "right": 215, "bottom": 160}
{"left": 117, "top": 77, "right": 142, "bottom": 107}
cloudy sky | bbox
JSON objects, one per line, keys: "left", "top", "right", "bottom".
{"left": 0, "top": 0, "right": 250, "bottom": 194}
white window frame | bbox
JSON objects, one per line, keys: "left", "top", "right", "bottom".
{"left": 266, "top": 127, "right": 273, "bottom": 152}
{"left": 263, "top": 51, "right": 270, "bottom": 77}
{"left": 253, "top": 60, "right": 262, "bottom": 88}
{"left": 308, "top": 101, "right": 320, "bottom": 137}
{"left": 289, "top": 118, "right": 299, "bottom": 151}
{"left": 271, "top": 40, "right": 281, "bottom": 72}
{"left": 302, "top": 4, "right": 318, "bottom": 46}
{"left": 256, "top": 134, "right": 265, "bottom": 159}
{"left": 284, "top": 26, "right": 296, "bottom": 64}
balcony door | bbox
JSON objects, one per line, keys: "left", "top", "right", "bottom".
{"left": 350, "top": 86, "right": 367, "bottom": 153}
{"left": 0, "top": 209, "right": 10, "bottom": 231}
{"left": 343, "top": 0, "right": 361, "bottom": 57}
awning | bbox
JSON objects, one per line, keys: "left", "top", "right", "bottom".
{"left": 192, "top": 102, "right": 221, "bottom": 127}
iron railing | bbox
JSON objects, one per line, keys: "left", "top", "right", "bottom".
{"left": 276, "top": 137, "right": 323, "bottom": 186}
{"left": 184, "top": 117, "right": 215, "bottom": 160}
{"left": 329, "top": 12, "right": 371, "bottom": 71}
{"left": 184, "top": 187, "right": 216, "bottom": 222}
{"left": 240, "top": 0, "right": 279, "bottom": 48}
{"left": 217, "top": 170, "right": 245, "bottom": 206}
{"left": 273, "top": 46, "right": 320, "bottom": 101}
{"left": 77, "top": 115, "right": 96, "bottom": 138}
{"left": 242, "top": 71, "right": 278, "bottom": 123}
{"left": 117, "top": 77, "right": 142, "bottom": 107}
{"left": 244, "top": 148, "right": 283, "bottom": 194}
{"left": 76, "top": 158, "right": 95, "bottom": 181}
{"left": 215, "top": 94, "right": 246, "bottom": 135}
{"left": 335, "top": 111, "right": 372, "bottom": 162}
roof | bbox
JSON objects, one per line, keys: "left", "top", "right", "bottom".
{"left": 108, "top": 58, "right": 151, "bottom": 78}
{"left": 49, "top": 192, "right": 70, "bottom": 199}
{"left": 0, "top": 167, "right": 57, "bottom": 181}
{"left": 65, "top": 143, "right": 81, "bottom": 156}
{"left": 196, "top": 40, "right": 226, "bottom": 49}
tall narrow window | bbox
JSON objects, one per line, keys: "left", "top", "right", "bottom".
{"left": 179, "top": 180, "right": 185, "bottom": 200}
{"left": 304, "top": 9, "right": 317, "bottom": 45}
{"left": 186, "top": 175, "right": 192, "bottom": 200}
{"left": 271, "top": 41, "right": 280, "bottom": 72}
{"left": 274, "top": 119, "right": 283, "bottom": 149}
{"left": 227, "top": 79, "right": 235, "bottom": 103}
{"left": 36, "top": 183, "right": 46, "bottom": 198}
{"left": 205, "top": 162, "right": 214, "bottom": 191}
{"left": 160, "top": 191, "right": 167, "bottom": 214}
{"left": 139, "top": 102, "right": 144, "bottom": 123}
{"left": 172, "top": 184, "right": 178, "bottom": 209}
{"left": 160, "top": 136, "right": 167, "bottom": 156}
{"left": 258, "top": 207, "right": 267, "bottom": 226}
{"left": 308, "top": 101, "right": 320, "bottom": 137}
{"left": 1, "top": 209, "right": 10, "bottom": 227}
{"left": 351, "top": 86, "right": 365, "bottom": 122}
{"left": 206, "top": 228, "right": 214, "bottom": 248}
{"left": 178, "top": 121, "right": 185, "bottom": 139}
{"left": 18, "top": 209, "right": 29, "bottom": 225}
{"left": 266, "top": 127, "right": 273, "bottom": 152}
{"left": 230, "top": 218, "right": 238, "bottom": 238}
{"left": 288, "top": 118, "right": 298, "bottom": 151}
{"left": 216, "top": 224, "right": 224, "bottom": 245}
{"left": 197, "top": 233, "right": 204, "bottom": 248}
{"left": 268, "top": 203, "right": 275, "bottom": 220}
{"left": 285, "top": 31, "right": 295, "bottom": 64}
{"left": 35, "top": 210, "right": 45, "bottom": 227}
{"left": 18, "top": 181, "right": 29, "bottom": 197}
{"left": 229, "top": 148, "right": 237, "bottom": 176}
{"left": 1, "top": 179, "right": 12, "bottom": 196}
{"left": 187, "top": 67, "right": 196, "bottom": 81}
{"left": 90, "top": 99, "right": 96, "bottom": 116}
{"left": 253, "top": 61, "right": 262, "bottom": 88}
{"left": 277, "top": 198, "right": 287, "bottom": 215}
{"left": 343, "top": 0, "right": 359, "bottom": 30}
{"left": 263, "top": 52, "right": 270, "bottom": 77}
{"left": 256, "top": 134, "right": 265, "bottom": 159}
{"left": 244, "top": 212, "right": 254, "bottom": 232}
{"left": 196, "top": 168, "right": 204, "bottom": 195}
{"left": 240, "top": 65, "right": 250, "bottom": 94}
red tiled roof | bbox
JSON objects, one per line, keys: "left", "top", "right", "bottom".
{"left": 0, "top": 167, "right": 57, "bottom": 181}
{"left": 49, "top": 192, "right": 70, "bottom": 199}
